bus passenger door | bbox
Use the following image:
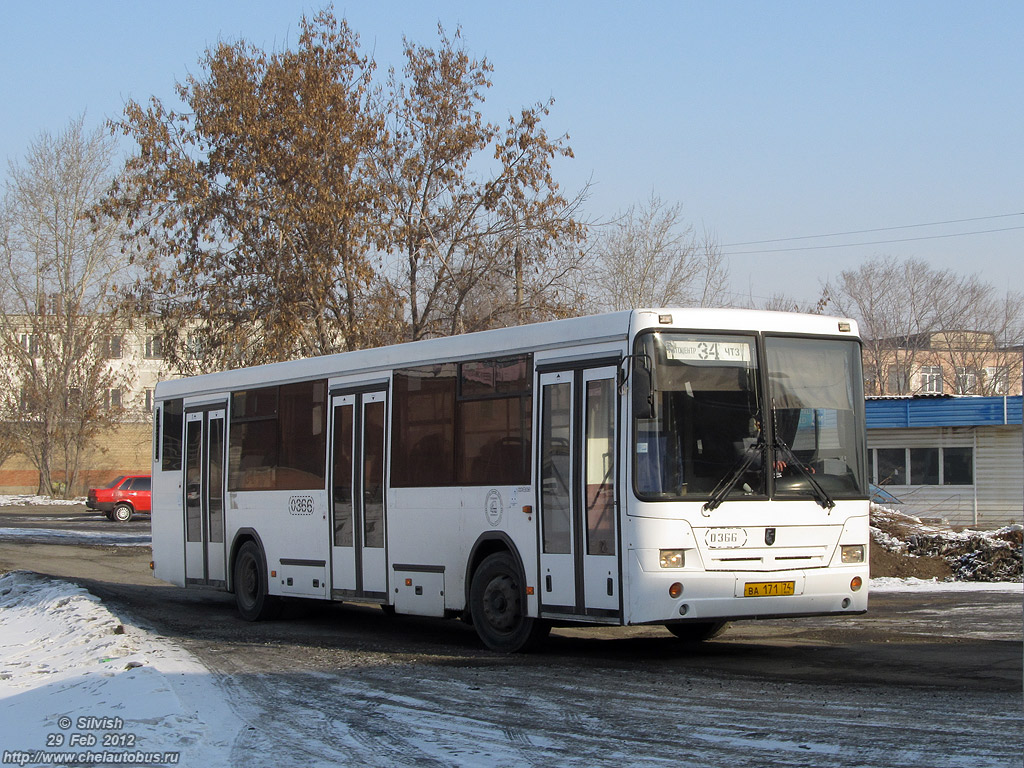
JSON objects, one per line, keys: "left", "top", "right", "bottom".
{"left": 538, "top": 366, "right": 620, "bottom": 618}
{"left": 329, "top": 389, "right": 388, "bottom": 600}
{"left": 183, "top": 406, "right": 228, "bottom": 587}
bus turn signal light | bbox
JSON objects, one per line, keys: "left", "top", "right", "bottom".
{"left": 668, "top": 582, "right": 683, "bottom": 599}
{"left": 850, "top": 576, "right": 863, "bottom": 592}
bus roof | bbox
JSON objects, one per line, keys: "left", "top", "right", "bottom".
{"left": 154, "top": 307, "right": 858, "bottom": 401}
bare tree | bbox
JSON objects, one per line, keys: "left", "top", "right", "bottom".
{"left": 828, "top": 257, "right": 951, "bottom": 394}
{"left": 931, "top": 278, "right": 1024, "bottom": 395}
{"left": 0, "top": 116, "right": 129, "bottom": 495}
{"left": 453, "top": 235, "right": 589, "bottom": 331}
{"left": 585, "top": 193, "right": 728, "bottom": 312}
{"left": 0, "top": 407, "right": 19, "bottom": 474}
{"left": 826, "top": 256, "right": 1023, "bottom": 396}
{"left": 376, "top": 26, "right": 586, "bottom": 340}
{"left": 757, "top": 288, "right": 832, "bottom": 315}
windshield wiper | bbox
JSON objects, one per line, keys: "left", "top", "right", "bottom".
{"left": 703, "top": 441, "right": 764, "bottom": 513}
{"left": 773, "top": 438, "right": 835, "bottom": 511}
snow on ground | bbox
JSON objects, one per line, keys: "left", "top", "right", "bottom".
{"left": 0, "top": 495, "right": 85, "bottom": 506}
{"left": 869, "top": 576, "right": 1022, "bottom": 592}
{"left": 1, "top": 569, "right": 1020, "bottom": 768}
{"left": 0, "top": 571, "right": 240, "bottom": 767}
{"left": 0, "top": 527, "right": 150, "bottom": 546}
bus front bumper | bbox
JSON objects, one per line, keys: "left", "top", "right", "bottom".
{"left": 627, "top": 553, "right": 868, "bottom": 625}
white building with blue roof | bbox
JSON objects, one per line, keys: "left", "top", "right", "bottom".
{"left": 866, "top": 395, "right": 1023, "bottom": 528}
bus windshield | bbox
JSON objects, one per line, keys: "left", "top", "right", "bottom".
{"left": 633, "top": 332, "right": 867, "bottom": 503}
{"left": 634, "top": 333, "right": 763, "bottom": 499}
{"left": 764, "top": 336, "right": 867, "bottom": 501}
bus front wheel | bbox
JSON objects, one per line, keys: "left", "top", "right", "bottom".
{"left": 233, "top": 541, "right": 282, "bottom": 621}
{"left": 469, "top": 552, "right": 549, "bottom": 653}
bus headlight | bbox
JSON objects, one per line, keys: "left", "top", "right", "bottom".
{"left": 841, "top": 545, "right": 865, "bottom": 564}
{"left": 660, "top": 549, "right": 685, "bottom": 568}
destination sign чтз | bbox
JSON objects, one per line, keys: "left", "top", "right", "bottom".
{"left": 665, "top": 339, "right": 752, "bottom": 364}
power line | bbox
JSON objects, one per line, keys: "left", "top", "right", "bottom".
{"left": 722, "top": 225, "right": 1024, "bottom": 256}
{"left": 721, "top": 212, "right": 1024, "bottom": 248}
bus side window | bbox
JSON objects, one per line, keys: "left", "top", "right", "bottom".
{"left": 162, "top": 399, "right": 184, "bottom": 472}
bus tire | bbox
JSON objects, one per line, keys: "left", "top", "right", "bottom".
{"left": 469, "top": 552, "right": 549, "bottom": 653}
{"left": 233, "top": 541, "right": 282, "bottom": 621}
{"left": 665, "top": 621, "right": 729, "bottom": 643}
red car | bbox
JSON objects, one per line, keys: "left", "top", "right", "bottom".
{"left": 87, "top": 474, "right": 152, "bottom": 522}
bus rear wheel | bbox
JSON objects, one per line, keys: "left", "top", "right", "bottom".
{"left": 665, "top": 621, "right": 729, "bottom": 643}
{"left": 469, "top": 552, "right": 549, "bottom": 653}
{"left": 233, "top": 541, "right": 282, "bottom": 621}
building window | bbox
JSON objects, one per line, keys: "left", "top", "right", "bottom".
{"left": 886, "top": 366, "right": 909, "bottom": 395}
{"left": 105, "top": 388, "right": 122, "bottom": 411}
{"left": 20, "top": 334, "right": 39, "bottom": 356}
{"left": 984, "top": 366, "right": 1009, "bottom": 395}
{"left": 145, "top": 335, "right": 163, "bottom": 359}
{"left": 954, "top": 367, "right": 977, "bottom": 394}
{"left": 185, "top": 334, "right": 206, "bottom": 361}
{"left": 876, "top": 448, "right": 906, "bottom": 485}
{"left": 102, "top": 335, "right": 123, "bottom": 359}
{"left": 942, "top": 447, "right": 974, "bottom": 485}
{"left": 872, "top": 447, "right": 973, "bottom": 486}
{"left": 919, "top": 366, "right": 943, "bottom": 394}
{"left": 909, "top": 448, "right": 939, "bottom": 485}
{"left": 20, "top": 386, "right": 39, "bottom": 413}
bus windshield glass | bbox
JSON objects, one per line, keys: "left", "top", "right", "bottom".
{"left": 634, "top": 333, "right": 763, "bottom": 500}
{"left": 764, "top": 336, "right": 867, "bottom": 500}
{"left": 633, "top": 332, "right": 867, "bottom": 503}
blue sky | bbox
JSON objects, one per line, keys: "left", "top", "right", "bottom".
{"left": 2, "top": 1, "right": 1021, "bottom": 306}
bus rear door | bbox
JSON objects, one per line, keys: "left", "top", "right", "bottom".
{"left": 329, "top": 389, "right": 388, "bottom": 601}
{"left": 183, "top": 405, "right": 228, "bottom": 587}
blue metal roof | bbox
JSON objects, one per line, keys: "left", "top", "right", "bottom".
{"left": 865, "top": 395, "right": 1023, "bottom": 429}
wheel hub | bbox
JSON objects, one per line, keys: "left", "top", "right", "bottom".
{"left": 482, "top": 575, "right": 519, "bottom": 632}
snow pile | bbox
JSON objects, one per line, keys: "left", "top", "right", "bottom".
{"left": 0, "top": 571, "right": 241, "bottom": 765}
{"left": 871, "top": 504, "right": 1022, "bottom": 582}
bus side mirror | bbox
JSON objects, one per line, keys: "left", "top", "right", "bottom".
{"left": 632, "top": 359, "right": 655, "bottom": 420}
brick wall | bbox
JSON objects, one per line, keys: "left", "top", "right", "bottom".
{"left": 0, "top": 423, "right": 152, "bottom": 496}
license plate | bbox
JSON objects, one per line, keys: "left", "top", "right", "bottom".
{"left": 743, "top": 581, "right": 795, "bottom": 597}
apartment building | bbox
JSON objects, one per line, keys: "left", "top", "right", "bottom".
{"left": 867, "top": 330, "right": 1022, "bottom": 397}
{"left": 0, "top": 319, "right": 172, "bottom": 494}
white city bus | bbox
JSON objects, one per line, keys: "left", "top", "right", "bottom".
{"left": 151, "top": 308, "right": 869, "bottom": 652}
